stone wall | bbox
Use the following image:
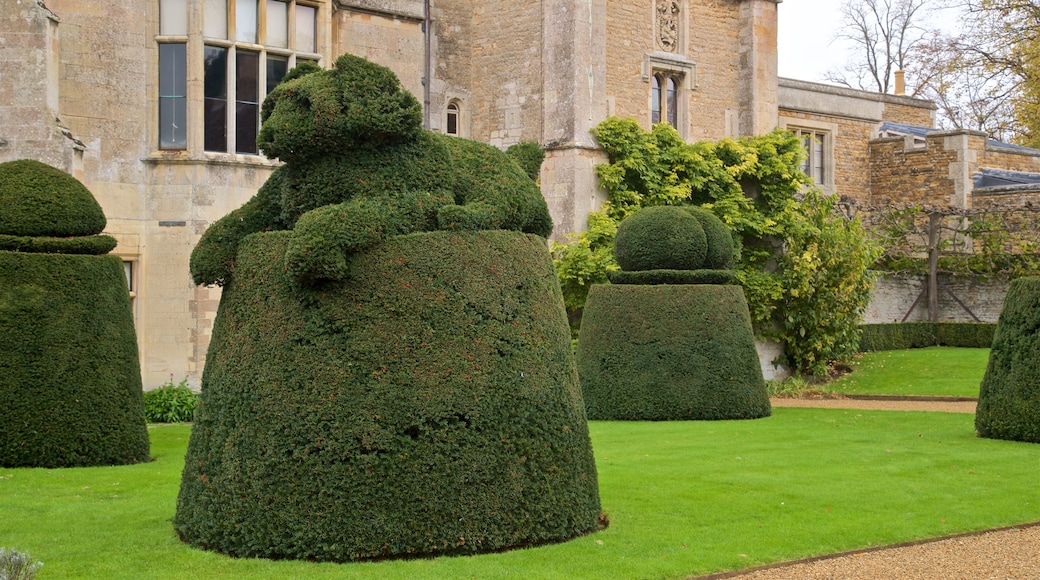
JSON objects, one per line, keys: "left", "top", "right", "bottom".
{"left": 865, "top": 274, "right": 1009, "bottom": 324}
{"left": 868, "top": 136, "right": 960, "bottom": 208}
{"left": 333, "top": 2, "right": 425, "bottom": 102}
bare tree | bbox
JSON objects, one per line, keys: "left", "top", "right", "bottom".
{"left": 825, "top": 0, "right": 934, "bottom": 93}
{"left": 907, "top": 31, "right": 1020, "bottom": 140}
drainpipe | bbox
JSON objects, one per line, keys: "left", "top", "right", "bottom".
{"left": 423, "top": 0, "right": 432, "bottom": 129}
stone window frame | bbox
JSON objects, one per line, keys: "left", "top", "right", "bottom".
{"left": 154, "top": 0, "right": 325, "bottom": 160}
{"left": 643, "top": 52, "right": 697, "bottom": 138}
{"left": 780, "top": 116, "right": 837, "bottom": 194}
{"left": 444, "top": 98, "right": 467, "bottom": 138}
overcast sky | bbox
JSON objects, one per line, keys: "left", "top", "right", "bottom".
{"left": 777, "top": 0, "right": 966, "bottom": 84}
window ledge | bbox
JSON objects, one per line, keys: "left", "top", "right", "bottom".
{"left": 143, "top": 150, "right": 283, "bottom": 168}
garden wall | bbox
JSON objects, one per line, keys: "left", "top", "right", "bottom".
{"left": 864, "top": 273, "right": 1010, "bottom": 324}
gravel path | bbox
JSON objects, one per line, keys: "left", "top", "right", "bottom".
{"left": 687, "top": 397, "right": 1040, "bottom": 579}
{"left": 697, "top": 524, "right": 1040, "bottom": 580}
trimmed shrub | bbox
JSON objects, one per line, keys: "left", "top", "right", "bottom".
{"left": 175, "top": 230, "right": 602, "bottom": 561}
{"left": 505, "top": 141, "right": 546, "bottom": 181}
{"left": 0, "top": 159, "right": 107, "bottom": 237}
{"left": 858, "top": 322, "right": 996, "bottom": 351}
{"left": 607, "top": 268, "right": 735, "bottom": 285}
{"left": 976, "top": 277, "right": 1040, "bottom": 442}
{"left": 614, "top": 206, "right": 706, "bottom": 271}
{"left": 0, "top": 252, "right": 150, "bottom": 467}
{"left": 0, "top": 233, "right": 117, "bottom": 255}
{"left": 144, "top": 378, "right": 199, "bottom": 423}
{"left": 576, "top": 284, "right": 771, "bottom": 420}
{"left": 192, "top": 56, "right": 552, "bottom": 288}
{"left": 683, "top": 205, "right": 733, "bottom": 269}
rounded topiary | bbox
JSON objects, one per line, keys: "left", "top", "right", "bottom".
{"left": 976, "top": 277, "right": 1040, "bottom": 443}
{"left": 0, "top": 160, "right": 149, "bottom": 468}
{"left": 0, "top": 159, "right": 108, "bottom": 237}
{"left": 614, "top": 206, "right": 707, "bottom": 272}
{"left": 684, "top": 206, "right": 733, "bottom": 269}
{"left": 175, "top": 230, "right": 602, "bottom": 561}
{"left": 576, "top": 284, "right": 770, "bottom": 421}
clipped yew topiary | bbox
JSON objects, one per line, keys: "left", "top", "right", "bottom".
{"left": 174, "top": 230, "right": 602, "bottom": 561}
{"left": 578, "top": 284, "right": 770, "bottom": 420}
{"left": 975, "top": 277, "right": 1040, "bottom": 443}
{"left": 577, "top": 204, "right": 769, "bottom": 421}
{"left": 613, "top": 205, "right": 707, "bottom": 272}
{"left": 0, "top": 159, "right": 149, "bottom": 468}
{"left": 177, "top": 54, "right": 599, "bottom": 561}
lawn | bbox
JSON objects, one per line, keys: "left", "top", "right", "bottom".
{"left": 828, "top": 347, "right": 990, "bottom": 398}
{"left": 2, "top": 408, "right": 1039, "bottom": 579}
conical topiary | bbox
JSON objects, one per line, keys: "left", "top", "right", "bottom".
{"left": 976, "top": 276, "right": 1040, "bottom": 443}
{"left": 578, "top": 204, "right": 770, "bottom": 421}
{"left": 174, "top": 230, "right": 602, "bottom": 561}
{"left": 0, "top": 159, "right": 150, "bottom": 467}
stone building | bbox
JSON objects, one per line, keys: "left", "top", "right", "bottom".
{"left": 1, "top": 0, "right": 1035, "bottom": 386}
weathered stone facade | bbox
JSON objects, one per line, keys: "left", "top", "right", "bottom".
{"left": 778, "top": 78, "right": 935, "bottom": 200}
{"left": 13, "top": 0, "right": 1029, "bottom": 387}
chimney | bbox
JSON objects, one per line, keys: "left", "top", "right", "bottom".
{"left": 894, "top": 70, "right": 906, "bottom": 96}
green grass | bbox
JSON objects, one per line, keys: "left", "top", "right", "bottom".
{"left": 2, "top": 411, "right": 1039, "bottom": 579}
{"left": 829, "top": 347, "right": 990, "bottom": 398}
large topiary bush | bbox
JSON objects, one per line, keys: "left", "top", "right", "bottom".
{"left": 177, "top": 54, "right": 600, "bottom": 561}
{"left": 175, "top": 230, "right": 602, "bottom": 560}
{"left": 975, "top": 277, "right": 1040, "bottom": 443}
{"left": 0, "top": 159, "right": 149, "bottom": 468}
{"left": 577, "top": 205, "right": 769, "bottom": 421}
{"left": 190, "top": 53, "right": 551, "bottom": 288}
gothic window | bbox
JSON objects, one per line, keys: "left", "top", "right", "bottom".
{"left": 651, "top": 72, "right": 682, "bottom": 130}
{"left": 157, "top": 0, "right": 322, "bottom": 154}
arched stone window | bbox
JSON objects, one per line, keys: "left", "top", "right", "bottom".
{"left": 446, "top": 101, "right": 460, "bottom": 136}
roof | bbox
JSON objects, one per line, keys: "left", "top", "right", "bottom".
{"left": 878, "top": 121, "right": 1040, "bottom": 153}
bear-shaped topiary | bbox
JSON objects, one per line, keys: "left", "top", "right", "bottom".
{"left": 189, "top": 53, "right": 553, "bottom": 288}
{"left": 577, "top": 204, "right": 769, "bottom": 421}
{"left": 0, "top": 159, "right": 150, "bottom": 467}
{"left": 175, "top": 55, "right": 602, "bottom": 562}
{"left": 976, "top": 276, "right": 1040, "bottom": 443}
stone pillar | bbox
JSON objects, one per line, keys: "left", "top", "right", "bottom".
{"left": 738, "top": 0, "right": 779, "bottom": 137}
{"left": 540, "top": 0, "right": 609, "bottom": 239}
{"left": 0, "top": 0, "right": 76, "bottom": 169}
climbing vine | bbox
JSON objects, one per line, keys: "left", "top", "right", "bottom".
{"left": 553, "top": 118, "right": 880, "bottom": 377}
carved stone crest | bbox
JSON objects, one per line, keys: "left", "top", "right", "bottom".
{"left": 657, "top": 0, "right": 680, "bottom": 52}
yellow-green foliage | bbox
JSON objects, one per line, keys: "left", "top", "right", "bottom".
{"left": 976, "top": 277, "right": 1040, "bottom": 442}
{"left": 175, "top": 231, "right": 602, "bottom": 561}
{"left": 576, "top": 284, "right": 770, "bottom": 420}
{"left": 554, "top": 118, "right": 879, "bottom": 377}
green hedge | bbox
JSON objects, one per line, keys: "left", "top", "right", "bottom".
{"left": 0, "top": 233, "right": 117, "bottom": 255}
{"left": 0, "top": 159, "right": 107, "bottom": 237}
{"left": 175, "top": 230, "right": 602, "bottom": 561}
{"left": 576, "top": 284, "right": 771, "bottom": 421}
{"left": 606, "top": 269, "right": 736, "bottom": 285}
{"left": 976, "top": 277, "right": 1040, "bottom": 442}
{"left": 858, "top": 322, "right": 996, "bottom": 351}
{"left": 0, "top": 252, "right": 150, "bottom": 467}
